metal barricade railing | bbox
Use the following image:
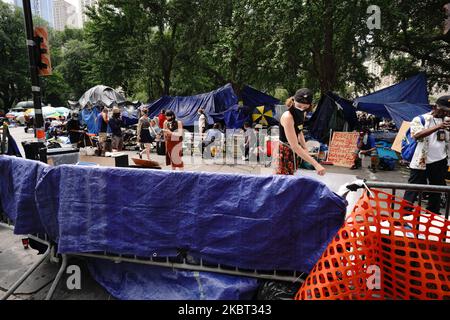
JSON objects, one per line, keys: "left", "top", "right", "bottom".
{"left": 364, "top": 181, "right": 450, "bottom": 220}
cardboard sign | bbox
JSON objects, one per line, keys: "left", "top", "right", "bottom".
{"left": 391, "top": 121, "right": 410, "bottom": 153}
{"left": 327, "top": 132, "right": 359, "bottom": 168}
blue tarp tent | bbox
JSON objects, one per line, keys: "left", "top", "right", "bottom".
{"left": 241, "top": 85, "right": 280, "bottom": 108}
{"left": 354, "top": 73, "right": 432, "bottom": 128}
{"left": 309, "top": 92, "right": 357, "bottom": 143}
{"left": 145, "top": 84, "right": 279, "bottom": 129}
{"left": 146, "top": 84, "right": 238, "bottom": 127}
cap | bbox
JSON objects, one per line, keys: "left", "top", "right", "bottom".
{"left": 294, "top": 88, "right": 313, "bottom": 104}
{"left": 436, "top": 95, "right": 450, "bottom": 111}
{"left": 112, "top": 106, "right": 121, "bottom": 114}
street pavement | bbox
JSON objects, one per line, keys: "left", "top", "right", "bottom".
{"left": 0, "top": 125, "right": 411, "bottom": 300}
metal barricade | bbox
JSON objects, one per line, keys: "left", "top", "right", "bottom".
{"left": 365, "top": 181, "right": 450, "bottom": 220}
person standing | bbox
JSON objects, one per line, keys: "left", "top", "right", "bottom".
{"left": 66, "top": 111, "right": 82, "bottom": 146}
{"left": 164, "top": 110, "right": 184, "bottom": 170}
{"left": 198, "top": 108, "right": 207, "bottom": 138}
{"left": 109, "top": 107, "right": 124, "bottom": 151}
{"left": 137, "top": 109, "right": 152, "bottom": 160}
{"left": 241, "top": 122, "right": 256, "bottom": 161}
{"left": 403, "top": 96, "right": 450, "bottom": 214}
{"left": 96, "top": 107, "right": 109, "bottom": 156}
{"left": 275, "top": 88, "right": 326, "bottom": 176}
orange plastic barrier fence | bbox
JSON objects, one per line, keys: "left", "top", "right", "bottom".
{"left": 296, "top": 189, "right": 450, "bottom": 300}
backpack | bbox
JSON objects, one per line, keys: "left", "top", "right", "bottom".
{"left": 401, "top": 115, "right": 425, "bottom": 162}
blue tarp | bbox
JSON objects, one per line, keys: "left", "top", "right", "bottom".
{"left": 309, "top": 92, "right": 357, "bottom": 143}
{"left": 145, "top": 84, "right": 279, "bottom": 129}
{"left": 354, "top": 73, "right": 432, "bottom": 127}
{"left": 0, "top": 155, "right": 347, "bottom": 299}
{"left": 146, "top": 84, "right": 238, "bottom": 127}
{"left": 0, "top": 156, "right": 48, "bottom": 234}
{"left": 80, "top": 108, "right": 100, "bottom": 134}
{"left": 87, "top": 259, "right": 258, "bottom": 300}
{"left": 223, "top": 105, "right": 251, "bottom": 129}
{"left": 241, "top": 85, "right": 280, "bottom": 108}
{"left": 384, "top": 102, "right": 432, "bottom": 129}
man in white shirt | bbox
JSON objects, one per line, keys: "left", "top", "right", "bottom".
{"left": 403, "top": 95, "right": 450, "bottom": 214}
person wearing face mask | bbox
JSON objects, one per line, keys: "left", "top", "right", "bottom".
{"left": 403, "top": 95, "right": 450, "bottom": 214}
{"left": 275, "top": 88, "right": 326, "bottom": 176}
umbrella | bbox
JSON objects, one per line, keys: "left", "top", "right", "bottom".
{"left": 252, "top": 105, "right": 275, "bottom": 126}
{"left": 24, "top": 106, "right": 57, "bottom": 118}
{"left": 45, "top": 112, "right": 62, "bottom": 119}
{"left": 55, "top": 107, "right": 71, "bottom": 117}
{"left": 78, "top": 85, "right": 126, "bottom": 109}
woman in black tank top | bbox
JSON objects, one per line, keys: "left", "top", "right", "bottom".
{"left": 274, "top": 88, "right": 326, "bottom": 176}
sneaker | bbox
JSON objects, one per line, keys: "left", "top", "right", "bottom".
{"left": 350, "top": 165, "right": 359, "bottom": 170}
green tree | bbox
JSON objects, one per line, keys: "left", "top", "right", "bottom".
{"left": 0, "top": 2, "right": 30, "bottom": 112}
{"left": 369, "top": 1, "right": 450, "bottom": 91}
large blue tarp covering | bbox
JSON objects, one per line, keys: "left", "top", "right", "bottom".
{"left": 146, "top": 84, "right": 238, "bottom": 127}
{"left": 145, "top": 84, "right": 279, "bottom": 129}
{"left": 0, "top": 155, "right": 347, "bottom": 299}
{"left": 354, "top": 73, "right": 431, "bottom": 127}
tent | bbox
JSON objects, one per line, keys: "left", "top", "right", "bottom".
{"left": 146, "top": 84, "right": 238, "bottom": 127}
{"left": 308, "top": 92, "right": 357, "bottom": 143}
{"left": 354, "top": 73, "right": 432, "bottom": 128}
{"left": 145, "top": 84, "right": 279, "bottom": 129}
{"left": 78, "top": 85, "right": 126, "bottom": 109}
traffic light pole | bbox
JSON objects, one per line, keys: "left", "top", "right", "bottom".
{"left": 22, "top": 0, "right": 45, "bottom": 141}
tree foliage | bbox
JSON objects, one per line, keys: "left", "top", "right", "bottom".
{"left": 1, "top": 0, "right": 448, "bottom": 112}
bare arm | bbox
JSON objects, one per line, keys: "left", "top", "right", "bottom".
{"left": 298, "top": 131, "right": 307, "bottom": 149}
{"left": 281, "top": 113, "right": 325, "bottom": 175}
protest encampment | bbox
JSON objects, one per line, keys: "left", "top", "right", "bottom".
{"left": 0, "top": 0, "right": 449, "bottom": 308}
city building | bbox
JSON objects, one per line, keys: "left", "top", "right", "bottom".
{"left": 53, "top": 0, "right": 78, "bottom": 31}
{"left": 79, "top": 0, "right": 97, "bottom": 25}
{"left": 14, "top": 0, "right": 54, "bottom": 27}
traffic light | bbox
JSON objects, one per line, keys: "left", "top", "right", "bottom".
{"left": 34, "top": 27, "right": 52, "bottom": 76}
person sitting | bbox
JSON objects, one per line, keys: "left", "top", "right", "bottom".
{"left": 200, "top": 123, "right": 224, "bottom": 158}
{"left": 351, "top": 127, "right": 378, "bottom": 172}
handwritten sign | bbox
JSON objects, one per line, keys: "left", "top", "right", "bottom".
{"left": 391, "top": 121, "right": 410, "bottom": 153}
{"left": 327, "top": 132, "right": 359, "bottom": 168}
